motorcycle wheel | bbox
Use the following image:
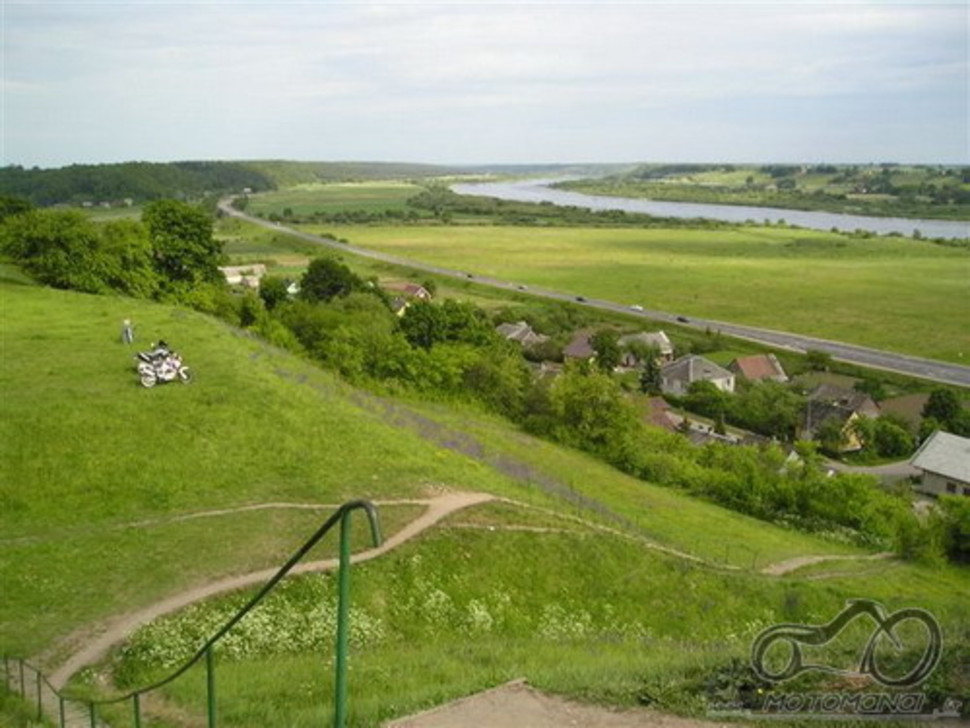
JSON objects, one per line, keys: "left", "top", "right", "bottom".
{"left": 140, "top": 372, "right": 157, "bottom": 388}
{"left": 178, "top": 367, "right": 193, "bottom": 384}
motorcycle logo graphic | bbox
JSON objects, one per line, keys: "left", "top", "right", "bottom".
{"left": 751, "top": 599, "right": 942, "bottom": 687}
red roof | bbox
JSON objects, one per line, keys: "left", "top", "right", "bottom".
{"left": 730, "top": 354, "right": 787, "bottom": 382}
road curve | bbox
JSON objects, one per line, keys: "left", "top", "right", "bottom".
{"left": 218, "top": 199, "right": 970, "bottom": 387}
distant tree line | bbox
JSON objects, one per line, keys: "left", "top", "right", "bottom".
{"left": 0, "top": 161, "right": 276, "bottom": 206}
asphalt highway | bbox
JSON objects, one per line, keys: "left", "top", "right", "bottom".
{"left": 219, "top": 199, "right": 970, "bottom": 388}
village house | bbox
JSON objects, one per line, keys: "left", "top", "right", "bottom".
{"left": 562, "top": 330, "right": 596, "bottom": 363}
{"left": 218, "top": 264, "right": 267, "bottom": 289}
{"left": 910, "top": 430, "right": 970, "bottom": 497}
{"left": 617, "top": 331, "right": 674, "bottom": 368}
{"left": 797, "top": 384, "right": 880, "bottom": 452}
{"left": 495, "top": 321, "right": 549, "bottom": 348}
{"left": 382, "top": 282, "right": 433, "bottom": 301}
{"left": 660, "top": 355, "right": 735, "bottom": 396}
{"left": 729, "top": 353, "right": 789, "bottom": 383}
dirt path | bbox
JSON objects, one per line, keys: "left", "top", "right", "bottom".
{"left": 759, "top": 551, "right": 894, "bottom": 576}
{"left": 47, "top": 491, "right": 494, "bottom": 689}
{"left": 385, "top": 679, "right": 745, "bottom": 728}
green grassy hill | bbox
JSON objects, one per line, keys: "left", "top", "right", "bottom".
{"left": 2, "top": 282, "right": 967, "bottom": 726}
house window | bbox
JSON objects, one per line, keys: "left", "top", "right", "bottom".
{"left": 946, "top": 482, "right": 957, "bottom": 494}
{"left": 963, "top": 486, "right": 970, "bottom": 497}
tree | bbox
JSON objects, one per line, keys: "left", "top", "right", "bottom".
{"left": 637, "top": 346, "right": 663, "bottom": 394}
{"left": 872, "top": 418, "right": 914, "bottom": 458}
{"left": 258, "top": 276, "right": 290, "bottom": 311}
{"left": 684, "top": 380, "right": 729, "bottom": 420}
{"left": 399, "top": 299, "right": 495, "bottom": 350}
{"left": 143, "top": 200, "right": 221, "bottom": 286}
{"left": 590, "top": 329, "right": 621, "bottom": 373}
{"left": 0, "top": 210, "right": 110, "bottom": 292}
{"left": 805, "top": 349, "right": 833, "bottom": 371}
{"left": 0, "top": 195, "right": 32, "bottom": 223}
{"left": 299, "top": 257, "right": 362, "bottom": 303}
{"left": 98, "top": 219, "right": 159, "bottom": 298}
{"left": 922, "top": 388, "right": 961, "bottom": 425}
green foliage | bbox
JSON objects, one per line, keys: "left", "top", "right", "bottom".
{"left": 299, "top": 256, "right": 363, "bottom": 303}
{"left": 937, "top": 496, "right": 970, "bottom": 563}
{"left": 589, "top": 329, "right": 621, "bottom": 373}
{"left": 921, "top": 387, "right": 970, "bottom": 436}
{"left": 728, "top": 380, "right": 802, "bottom": 441}
{"left": 684, "top": 380, "right": 729, "bottom": 420}
{"left": 637, "top": 350, "right": 663, "bottom": 395}
{"left": 0, "top": 160, "right": 274, "bottom": 206}
{"left": 0, "top": 209, "right": 156, "bottom": 295}
{"left": 399, "top": 299, "right": 496, "bottom": 350}
{"left": 805, "top": 349, "right": 833, "bottom": 371}
{"left": 143, "top": 199, "right": 222, "bottom": 287}
{"left": 257, "top": 275, "right": 290, "bottom": 311}
{"left": 0, "top": 194, "right": 32, "bottom": 223}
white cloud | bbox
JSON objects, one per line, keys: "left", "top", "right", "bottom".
{"left": 2, "top": 1, "right": 966, "bottom": 166}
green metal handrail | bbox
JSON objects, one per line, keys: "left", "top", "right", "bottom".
{"left": 4, "top": 499, "right": 381, "bottom": 728}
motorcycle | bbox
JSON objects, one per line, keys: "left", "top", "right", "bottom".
{"left": 135, "top": 341, "right": 192, "bottom": 388}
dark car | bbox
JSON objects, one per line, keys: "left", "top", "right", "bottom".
{"left": 676, "top": 315, "right": 689, "bottom": 323}
{"left": 575, "top": 296, "right": 586, "bottom": 302}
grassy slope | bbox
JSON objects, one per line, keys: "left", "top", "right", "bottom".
{"left": 305, "top": 223, "right": 970, "bottom": 362}
{"left": 2, "top": 283, "right": 968, "bottom": 726}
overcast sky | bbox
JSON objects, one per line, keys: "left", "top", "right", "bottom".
{"left": 2, "top": 1, "right": 967, "bottom": 168}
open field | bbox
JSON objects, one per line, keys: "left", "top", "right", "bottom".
{"left": 5, "top": 282, "right": 968, "bottom": 725}
{"left": 299, "top": 223, "right": 970, "bottom": 363}
{"left": 243, "top": 182, "right": 421, "bottom": 217}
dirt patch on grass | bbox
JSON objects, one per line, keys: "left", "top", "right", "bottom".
{"left": 385, "top": 679, "right": 745, "bottom": 728}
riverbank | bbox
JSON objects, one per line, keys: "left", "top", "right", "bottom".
{"left": 452, "top": 179, "right": 970, "bottom": 241}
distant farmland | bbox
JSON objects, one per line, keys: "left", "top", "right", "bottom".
{"left": 301, "top": 222, "right": 970, "bottom": 363}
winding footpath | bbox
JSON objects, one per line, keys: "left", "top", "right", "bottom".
{"left": 47, "top": 491, "right": 494, "bottom": 689}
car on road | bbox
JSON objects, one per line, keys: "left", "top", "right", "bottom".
{"left": 517, "top": 284, "right": 527, "bottom": 290}
{"left": 676, "top": 316, "right": 689, "bottom": 323}
{"left": 630, "top": 304, "right": 643, "bottom": 312}
{"left": 575, "top": 296, "right": 586, "bottom": 302}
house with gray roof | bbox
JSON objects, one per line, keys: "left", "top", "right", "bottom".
{"left": 911, "top": 430, "right": 970, "bottom": 497}
{"left": 660, "top": 355, "right": 735, "bottom": 396}
{"left": 496, "top": 321, "right": 549, "bottom": 348}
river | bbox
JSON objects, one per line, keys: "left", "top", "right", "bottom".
{"left": 451, "top": 178, "right": 969, "bottom": 240}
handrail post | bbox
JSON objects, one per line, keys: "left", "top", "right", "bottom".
{"left": 206, "top": 646, "right": 217, "bottom": 728}
{"left": 18, "top": 658, "right": 25, "bottom": 696}
{"left": 36, "top": 669, "right": 43, "bottom": 720}
{"left": 88, "top": 701, "right": 96, "bottom": 728}
{"left": 59, "top": 694, "right": 66, "bottom": 728}
{"left": 133, "top": 692, "right": 142, "bottom": 728}
{"left": 333, "top": 509, "right": 352, "bottom": 728}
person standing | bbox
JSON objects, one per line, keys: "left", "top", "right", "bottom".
{"left": 121, "top": 319, "right": 134, "bottom": 344}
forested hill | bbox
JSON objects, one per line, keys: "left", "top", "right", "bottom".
{"left": 0, "top": 161, "right": 275, "bottom": 206}
{"left": 0, "top": 160, "right": 459, "bottom": 206}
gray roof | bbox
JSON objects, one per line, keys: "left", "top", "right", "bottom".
{"left": 661, "top": 355, "right": 733, "bottom": 384}
{"left": 911, "top": 430, "right": 970, "bottom": 484}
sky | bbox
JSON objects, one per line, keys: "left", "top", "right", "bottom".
{"left": 1, "top": 1, "right": 967, "bottom": 168}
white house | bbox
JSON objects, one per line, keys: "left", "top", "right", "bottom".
{"left": 219, "top": 264, "right": 267, "bottom": 289}
{"left": 911, "top": 430, "right": 970, "bottom": 497}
